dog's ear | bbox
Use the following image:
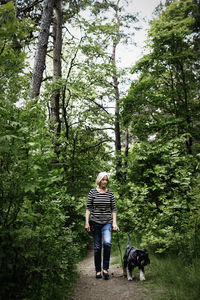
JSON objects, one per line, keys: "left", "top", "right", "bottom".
{"left": 142, "top": 248, "right": 148, "bottom": 253}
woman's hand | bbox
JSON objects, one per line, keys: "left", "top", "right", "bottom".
{"left": 85, "top": 222, "right": 91, "bottom": 232}
{"left": 112, "top": 212, "right": 119, "bottom": 231}
{"left": 112, "top": 223, "right": 119, "bottom": 232}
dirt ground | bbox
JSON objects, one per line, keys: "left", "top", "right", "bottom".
{"left": 71, "top": 246, "right": 158, "bottom": 300}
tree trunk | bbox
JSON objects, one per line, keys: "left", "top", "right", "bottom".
{"left": 112, "top": 0, "right": 122, "bottom": 181}
{"left": 124, "top": 128, "right": 129, "bottom": 158}
{"left": 30, "top": 0, "right": 55, "bottom": 99}
{"left": 50, "top": 0, "right": 62, "bottom": 136}
{"left": 123, "top": 128, "right": 129, "bottom": 181}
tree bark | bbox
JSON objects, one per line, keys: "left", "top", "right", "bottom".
{"left": 112, "top": 0, "right": 122, "bottom": 181}
{"left": 124, "top": 128, "right": 129, "bottom": 158}
{"left": 50, "top": 0, "right": 62, "bottom": 136}
{"left": 123, "top": 128, "right": 129, "bottom": 181}
{"left": 30, "top": 0, "right": 55, "bottom": 99}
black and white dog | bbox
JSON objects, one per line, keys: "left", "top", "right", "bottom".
{"left": 123, "top": 238, "right": 150, "bottom": 281}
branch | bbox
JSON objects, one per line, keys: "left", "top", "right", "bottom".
{"left": 80, "top": 139, "right": 112, "bottom": 153}
{"left": 42, "top": 76, "right": 53, "bottom": 82}
{"left": 88, "top": 127, "right": 115, "bottom": 131}
{"left": 17, "top": 0, "right": 43, "bottom": 15}
{"left": 65, "top": 41, "right": 82, "bottom": 81}
{"left": 84, "top": 97, "right": 111, "bottom": 115}
{"left": 69, "top": 121, "right": 82, "bottom": 128}
{"left": 63, "top": 25, "right": 80, "bottom": 40}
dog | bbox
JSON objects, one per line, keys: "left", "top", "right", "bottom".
{"left": 123, "top": 237, "right": 150, "bottom": 281}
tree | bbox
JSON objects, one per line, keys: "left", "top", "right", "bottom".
{"left": 111, "top": 0, "right": 122, "bottom": 180}
{"left": 122, "top": 0, "right": 200, "bottom": 154}
{"left": 49, "top": 0, "right": 93, "bottom": 136}
{"left": 30, "top": 0, "right": 55, "bottom": 99}
{"left": 77, "top": 0, "right": 138, "bottom": 180}
{"left": 119, "top": 0, "right": 200, "bottom": 256}
{"left": 50, "top": 0, "right": 62, "bottom": 137}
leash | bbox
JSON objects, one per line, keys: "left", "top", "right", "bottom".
{"left": 110, "top": 230, "right": 124, "bottom": 278}
{"left": 116, "top": 230, "right": 123, "bottom": 268}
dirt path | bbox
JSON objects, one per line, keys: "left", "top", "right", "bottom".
{"left": 71, "top": 246, "right": 156, "bottom": 300}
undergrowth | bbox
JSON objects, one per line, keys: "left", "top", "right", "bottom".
{"left": 111, "top": 234, "right": 200, "bottom": 300}
{"left": 146, "top": 255, "right": 200, "bottom": 300}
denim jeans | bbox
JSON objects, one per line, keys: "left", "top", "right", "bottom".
{"left": 92, "top": 222, "right": 112, "bottom": 272}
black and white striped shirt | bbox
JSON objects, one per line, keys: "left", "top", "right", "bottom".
{"left": 86, "top": 188, "right": 117, "bottom": 224}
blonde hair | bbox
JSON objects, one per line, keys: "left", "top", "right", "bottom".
{"left": 96, "top": 172, "right": 109, "bottom": 187}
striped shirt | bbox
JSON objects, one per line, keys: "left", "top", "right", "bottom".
{"left": 86, "top": 188, "right": 117, "bottom": 224}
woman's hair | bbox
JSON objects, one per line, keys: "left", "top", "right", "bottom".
{"left": 96, "top": 172, "right": 109, "bottom": 187}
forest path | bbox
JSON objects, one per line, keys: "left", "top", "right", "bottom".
{"left": 71, "top": 246, "right": 158, "bottom": 300}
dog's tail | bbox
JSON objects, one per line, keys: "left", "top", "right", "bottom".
{"left": 127, "top": 235, "right": 131, "bottom": 247}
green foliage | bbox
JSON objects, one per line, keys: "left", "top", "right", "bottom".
{"left": 0, "top": 95, "right": 89, "bottom": 299}
{"left": 0, "top": 95, "right": 93, "bottom": 299}
{"left": 0, "top": 3, "right": 112, "bottom": 298}
{"left": 1, "top": 198, "right": 79, "bottom": 299}
{"left": 119, "top": 0, "right": 200, "bottom": 260}
{"left": 0, "top": 2, "right": 34, "bottom": 103}
{"left": 42, "top": 75, "right": 113, "bottom": 196}
{"left": 122, "top": 0, "right": 200, "bottom": 153}
{"left": 1, "top": 0, "right": 200, "bottom": 298}
{"left": 117, "top": 136, "right": 199, "bottom": 256}
{"left": 0, "top": 5, "right": 91, "bottom": 296}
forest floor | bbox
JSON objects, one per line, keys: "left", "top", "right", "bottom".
{"left": 71, "top": 245, "right": 164, "bottom": 300}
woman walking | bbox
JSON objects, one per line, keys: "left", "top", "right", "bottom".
{"left": 85, "top": 172, "right": 119, "bottom": 279}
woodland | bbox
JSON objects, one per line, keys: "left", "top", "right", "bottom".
{"left": 0, "top": 0, "right": 200, "bottom": 299}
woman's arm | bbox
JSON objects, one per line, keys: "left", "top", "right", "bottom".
{"left": 85, "top": 209, "right": 91, "bottom": 232}
{"left": 112, "top": 212, "right": 119, "bottom": 231}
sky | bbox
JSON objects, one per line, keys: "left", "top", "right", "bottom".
{"left": 117, "top": 0, "right": 164, "bottom": 68}
{"left": 67, "top": 1, "right": 164, "bottom": 70}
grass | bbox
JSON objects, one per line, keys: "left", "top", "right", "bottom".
{"left": 146, "top": 255, "right": 200, "bottom": 300}
{"left": 111, "top": 235, "right": 200, "bottom": 300}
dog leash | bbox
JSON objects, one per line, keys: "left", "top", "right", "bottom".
{"left": 110, "top": 231, "right": 125, "bottom": 278}
{"left": 116, "top": 230, "right": 123, "bottom": 268}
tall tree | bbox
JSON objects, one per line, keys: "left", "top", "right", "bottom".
{"left": 111, "top": 0, "right": 122, "bottom": 180}
{"left": 122, "top": 0, "right": 200, "bottom": 153}
{"left": 30, "top": 0, "right": 55, "bottom": 99}
{"left": 50, "top": 0, "right": 62, "bottom": 136}
{"left": 80, "top": 0, "right": 138, "bottom": 179}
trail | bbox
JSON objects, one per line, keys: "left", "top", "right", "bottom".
{"left": 71, "top": 246, "right": 157, "bottom": 300}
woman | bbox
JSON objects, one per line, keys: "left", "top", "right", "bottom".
{"left": 85, "top": 172, "right": 119, "bottom": 279}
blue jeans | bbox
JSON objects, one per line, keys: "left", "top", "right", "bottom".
{"left": 92, "top": 222, "right": 112, "bottom": 272}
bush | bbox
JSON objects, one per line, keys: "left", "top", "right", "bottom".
{"left": 117, "top": 137, "right": 199, "bottom": 257}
